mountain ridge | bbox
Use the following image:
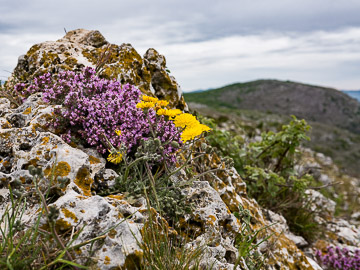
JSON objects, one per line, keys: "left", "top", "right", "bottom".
{"left": 184, "top": 79, "right": 360, "bottom": 135}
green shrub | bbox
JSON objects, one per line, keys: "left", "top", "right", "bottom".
{"left": 203, "top": 115, "right": 323, "bottom": 242}
{"left": 199, "top": 117, "right": 245, "bottom": 174}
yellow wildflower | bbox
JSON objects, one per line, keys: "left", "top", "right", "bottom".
{"left": 172, "top": 113, "right": 199, "bottom": 128}
{"left": 166, "top": 109, "right": 182, "bottom": 117}
{"left": 156, "top": 100, "right": 169, "bottom": 107}
{"left": 156, "top": 108, "right": 166, "bottom": 115}
{"left": 115, "top": 130, "right": 122, "bottom": 136}
{"left": 180, "top": 123, "right": 211, "bottom": 143}
{"left": 198, "top": 123, "right": 211, "bottom": 133}
{"left": 136, "top": 101, "right": 155, "bottom": 109}
{"left": 157, "top": 108, "right": 182, "bottom": 117}
{"left": 107, "top": 151, "right": 123, "bottom": 164}
{"left": 140, "top": 96, "right": 169, "bottom": 110}
{"left": 142, "top": 95, "right": 158, "bottom": 103}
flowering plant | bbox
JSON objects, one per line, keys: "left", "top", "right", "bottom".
{"left": 316, "top": 246, "right": 360, "bottom": 270}
{"left": 16, "top": 67, "right": 210, "bottom": 166}
{"left": 105, "top": 95, "right": 210, "bottom": 165}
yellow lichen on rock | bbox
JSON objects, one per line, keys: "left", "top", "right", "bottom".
{"left": 44, "top": 161, "right": 71, "bottom": 182}
{"left": 23, "top": 107, "right": 32, "bottom": 115}
{"left": 74, "top": 166, "right": 93, "bottom": 196}
{"left": 108, "top": 229, "right": 117, "bottom": 239}
{"left": 27, "top": 157, "right": 39, "bottom": 167}
{"left": 61, "top": 208, "right": 78, "bottom": 223}
{"left": 41, "top": 136, "right": 50, "bottom": 145}
{"left": 107, "top": 194, "right": 125, "bottom": 200}
{"left": 55, "top": 218, "right": 72, "bottom": 232}
{"left": 41, "top": 51, "right": 60, "bottom": 69}
{"left": 0, "top": 120, "right": 11, "bottom": 129}
{"left": 89, "top": 155, "right": 101, "bottom": 164}
{"left": 207, "top": 215, "right": 217, "bottom": 226}
{"left": 82, "top": 44, "right": 151, "bottom": 94}
{"left": 104, "top": 256, "right": 111, "bottom": 265}
{"left": 7, "top": 29, "right": 187, "bottom": 109}
{"left": 270, "top": 234, "right": 314, "bottom": 270}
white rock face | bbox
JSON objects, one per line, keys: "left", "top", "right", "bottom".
{"left": 266, "top": 209, "right": 308, "bottom": 248}
{"left": 305, "top": 189, "right": 336, "bottom": 218}
{"left": 306, "top": 257, "right": 323, "bottom": 270}
{"left": 50, "top": 190, "right": 146, "bottom": 269}
{"left": 183, "top": 181, "right": 241, "bottom": 269}
{"left": 0, "top": 98, "right": 11, "bottom": 117}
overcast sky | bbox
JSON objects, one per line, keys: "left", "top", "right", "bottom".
{"left": 1, "top": 0, "right": 360, "bottom": 91}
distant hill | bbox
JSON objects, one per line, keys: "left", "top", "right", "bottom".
{"left": 187, "top": 102, "right": 360, "bottom": 177}
{"left": 343, "top": 90, "right": 360, "bottom": 102}
{"left": 184, "top": 80, "right": 360, "bottom": 134}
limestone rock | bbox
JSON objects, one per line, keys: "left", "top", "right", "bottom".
{"left": 143, "top": 48, "right": 187, "bottom": 109}
{"left": 182, "top": 181, "right": 241, "bottom": 269}
{"left": 326, "top": 218, "right": 360, "bottom": 246}
{"left": 0, "top": 98, "right": 11, "bottom": 117}
{"left": 49, "top": 190, "right": 145, "bottom": 269}
{"left": 265, "top": 209, "right": 308, "bottom": 248}
{"left": 0, "top": 95, "right": 146, "bottom": 269}
{"left": 93, "top": 168, "right": 119, "bottom": 191}
{"left": 8, "top": 29, "right": 187, "bottom": 110}
{"left": 305, "top": 189, "right": 336, "bottom": 219}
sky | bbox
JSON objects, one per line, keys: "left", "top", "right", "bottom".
{"left": 1, "top": 0, "right": 360, "bottom": 92}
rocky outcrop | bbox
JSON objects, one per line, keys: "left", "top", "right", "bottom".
{"left": 8, "top": 29, "right": 187, "bottom": 110}
{"left": 0, "top": 93, "right": 322, "bottom": 269}
{"left": 2, "top": 30, "right": 360, "bottom": 269}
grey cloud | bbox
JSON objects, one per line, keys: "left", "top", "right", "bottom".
{"left": 1, "top": 0, "right": 360, "bottom": 90}
{"left": 2, "top": 0, "right": 360, "bottom": 40}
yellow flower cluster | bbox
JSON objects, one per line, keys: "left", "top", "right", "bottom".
{"left": 107, "top": 151, "right": 123, "bottom": 164}
{"left": 137, "top": 95, "right": 169, "bottom": 110}
{"left": 156, "top": 108, "right": 182, "bottom": 117}
{"left": 180, "top": 123, "right": 211, "bottom": 142}
{"left": 172, "top": 113, "right": 211, "bottom": 143}
{"left": 115, "top": 129, "right": 121, "bottom": 136}
{"left": 172, "top": 113, "right": 198, "bottom": 128}
{"left": 142, "top": 95, "right": 158, "bottom": 103}
{"left": 136, "top": 101, "right": 156, "bottom": 109}
{"left": 156, "top": 100, "right": 169, "bottom": 107}
{"left": 137, "top": 95, "right": 211, "bottom": 143}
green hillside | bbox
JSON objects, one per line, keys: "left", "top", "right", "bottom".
{"left": 185, "top": 80, "right": 360, "bottom": 135}
{"left": 184, "top": 80, "right": 360, "bottom": 177}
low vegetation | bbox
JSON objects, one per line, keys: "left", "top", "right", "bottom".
{"left": 202, "top": 115, "right": 324, "bottom": 242}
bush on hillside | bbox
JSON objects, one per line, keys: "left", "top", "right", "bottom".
{"left": 203, "top": 115, "right": 322, "bottom": 241}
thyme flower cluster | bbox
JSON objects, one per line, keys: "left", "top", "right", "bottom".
{"left": 16, "top": 67, "right": 182, "bottom": 163}
{"left": 316, "top": 246, "right": 360, "bottom": 270}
